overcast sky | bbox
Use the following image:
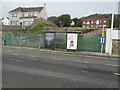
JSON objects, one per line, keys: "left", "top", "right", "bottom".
{"left": 0, "top": 1, "right": 119, "bottom": 18}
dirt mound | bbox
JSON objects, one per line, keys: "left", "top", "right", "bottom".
{"left": 26, "top": 18, "right": 57, "bottom": 30}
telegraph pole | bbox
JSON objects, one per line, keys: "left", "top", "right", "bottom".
{"left": 109, "top": 2, "right": 115, "bottom": 54}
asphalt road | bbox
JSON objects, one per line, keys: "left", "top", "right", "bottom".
{"left": 2, "top": 47, "right": 119, "bottom": 88}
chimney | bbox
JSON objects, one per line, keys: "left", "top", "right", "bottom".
{"left": 44, "top": 3, "right": 46, "bottom": 8}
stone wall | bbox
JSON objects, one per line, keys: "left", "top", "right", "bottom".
{"left": 2, "top": 25, "right": 22, "bottom": 31}
{"left": 112, "top": 40, "right": 120, "bottom": 55}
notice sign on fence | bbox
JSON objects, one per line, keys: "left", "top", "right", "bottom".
{"left": 67, "top": 33, "right": 78, "bottom": 50}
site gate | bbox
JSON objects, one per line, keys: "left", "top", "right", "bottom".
{"left": 78, "top": 35, "right": 106, "bottom": 52}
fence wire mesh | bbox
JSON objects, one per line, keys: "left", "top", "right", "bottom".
{"left": 78, "top": 35, "right": 106, "bottom": 52}
{"left": 4, "top": 33, "right": 105, "bottom": 52}
{"left": 55, "top": 33, "right": 66, "bottom": 49}
{"left": 4, "top": 33, "right": 44, "bottom": 48}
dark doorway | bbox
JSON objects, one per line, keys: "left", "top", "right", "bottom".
{"left": 20, "top": 22, "right": 22, "bottom": 26}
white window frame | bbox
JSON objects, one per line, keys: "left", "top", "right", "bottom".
{"left": 91, "top": 21, "right": 93, "bottom": 24}
{"left": 22, "top": 13, "right": 25, "bottom": 17}
{"left": 87, "top": 25, "right": 89, "bottom": 28}
{"left": 16, "top": 21, "right": 19, "bottom": 25}
{"left": 86, "top": 21, "right": 89, "bottom": 24}
{"left": 28, "top": 13, "right": 34, "bottom": 16}
{"left": 29, "top": 21, "right": 33, "bottom": 25}
{"left": 83, "top": 25, "right": 85, "bottom": 28}
{"left": 12, "top": 13, "right": 17, "bottom": 17}
{"left": 104, "top": 25, "right": 106, "bottom": 27}
{"left": 83, "top": 21, "right": 86, "bottom": 24}
{"left": 91, "top": 25, "right": 93, "bottom": 28}
{"left": 103, "top": 20, "right": 106, "bottom": 23}
{"left": 23, "top": 21, "right": 29, "bottom": 26}
{"left": 96, "top": 20, "right": 99, "bottom": 24}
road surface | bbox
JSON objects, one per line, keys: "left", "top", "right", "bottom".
{"left": 2, "top": 47, "right": 119, "bottom": 88}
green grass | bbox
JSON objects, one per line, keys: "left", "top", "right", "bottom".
{"left": 29, "top": 23, "right": 54, "bottom": 33}
{"left": 31, "top": 23, "right": 54, "bottom": 30}
{"left": 10, "top": 23, "right": 54, "bottom": 34}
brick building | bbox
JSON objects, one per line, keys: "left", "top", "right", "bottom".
{"left": 82, "top": 18, "right": 109, "bottom": 29}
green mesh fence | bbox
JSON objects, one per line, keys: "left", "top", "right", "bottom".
{"left": 4, "top": 33, "right": 45, "bottom": 48}
{"left": 4, "top": 33, "right": 13, "bottom": 45}
{"left": 4, "top": 33, "right": 105, "bottom": 52}
{"left": 78, "top": 35, "right": 106, "bottom": 52}
{"left": 55, "top": 33, "right": 66, "bottom": 49}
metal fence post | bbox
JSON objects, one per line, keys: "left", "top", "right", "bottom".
{"left": 54, "top": 32, "right": 56, "bottom": 50}
{"left": 11, "top": 33, "right": 14, "bottom": 45}
{"left": 20, "top": 33, "right": 22, "bottom": 46}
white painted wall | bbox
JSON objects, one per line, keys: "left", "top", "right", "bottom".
{"left": 9, "top": 11, "right": 21, "bottom": 25}
{"left": 9, "top": 6, "right": 47, "bottom": 26}
{"left": 105, "top": 29, "right": 120, "bottom": 54}
{"left": 9, "top": 11, "right": 21, "bottom": 21}
{"left": 2, "top": 17, "right": 10, "bottom": 25}
{"left": 19, "top": 18, "right": 34, "bottom": 26}
{"left": 0, "top": 19, "right": 2, "bottom": 25}
{"left": 37, "top": 6, "right": 47, "bottom": 20}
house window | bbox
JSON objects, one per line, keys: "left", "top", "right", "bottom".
{"left": 29, "top": 21, "right": 33, "bottom": 25}
{"left": 16, "top": 21, "right": 19, "bottom": 25}
{"left": 11, "top": 21, "right": 19, "bottom": 25}
{"left": 22, "top": 13, "right": 25, "bottom": 17}
{"left": 86, "top": 21, "right": 89, "bottom": 24}
{"left": 91, "top": 21, "right": 93, "bottom": 24}
{"left": 87, "top": 25, "right": 89, "bottom": 28}
{"left": 23, "top": 21, "right": 29, "bottom": 26}
{"left": 103, "top": 20, "right": 106, "bottom": 23}
{"left": 83, "top": 21, "right": 86, "bottom": 24}
{"left": 96, "top": 20, "right": 99, "bottom": 24}
{"left": 12, "top": 13, "right": 17, "bottom": 17}
{"left": 104, "top": 25, "right": 106, "bottom": 27}
{"left": 28, "top": 13, "right": 34, "bottom": 16}
{"left": 91, "top": 25, "right": 93, "bottom": 28}
{"left": 31, "top": 13, "right": 34, "bottom": 16}
{"left": 83, "top": 25, "right": 85, "bottom": 28}
{"left": 28, "top": 13, "right": 31, "bottom": 16}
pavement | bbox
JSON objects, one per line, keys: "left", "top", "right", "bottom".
{"left": 3, "top": 45, "right": 119, "bottom": 59}
{"left": 2, "top": 46, "right": 119, "bottom": 88}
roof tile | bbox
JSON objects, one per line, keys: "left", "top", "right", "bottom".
{"left": 9, "top": 7, "right": 43, "bottom": 12}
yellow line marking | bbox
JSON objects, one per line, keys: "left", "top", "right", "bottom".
{"left": 4, "top": 48, "right": 120, "bottom": 60}
{"left": 80, "top": 55, "right": 119, "bottom": 60}
{"left": 111, "top": 58, "right": 119, "bottom": 60}
{"left": 78, "top": 55, "right": 83, "bottom": 56}
{"left": 7, "top": 50, "right": 12, "bottom": 52}
{"left": 5, "top": 49, "right": 42, "bottom": 53}
{"left": 51, "top": 58, "right": 61, "bottom": 61}
{"left": 52, "top": 53, "right": 57, "bottom": 54}
{"left": 57, "top": 53, "right": 120, "bottom": 60}
{"left": 29, "top": 56, "right": 36, "bottom": 58}
{"left": 12, "top": 54, "right": 19, "bottom": 56}
{"left": 60, "top": 53, "right": 76, "bottom": 56}
{"left": 106, "top": 64, "right": 120, "bottom": 67}
{"left": 76, "top": 61, "right": 88, "bottom": 64}
{"left": 63, "top": 54, "right": 71, "bottom": 56}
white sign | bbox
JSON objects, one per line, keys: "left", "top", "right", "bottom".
{"left": 67, "top": 33, "right": 78, "bottom": 50}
